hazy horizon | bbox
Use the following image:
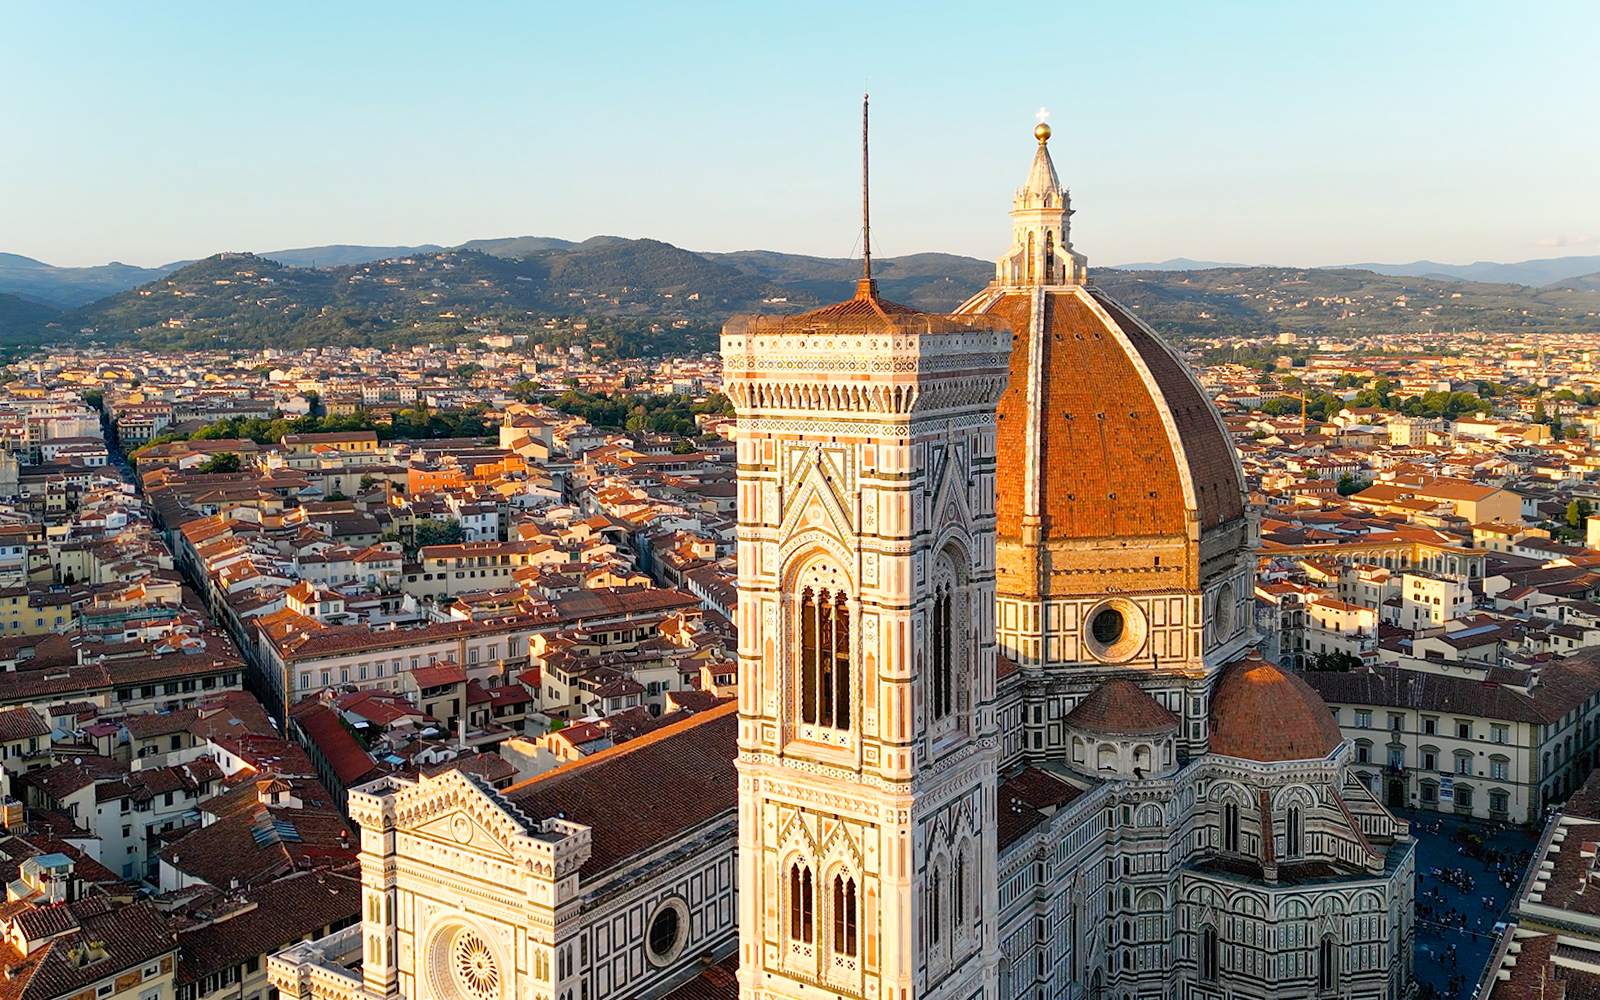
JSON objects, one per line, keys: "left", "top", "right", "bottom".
{"left": 10, "top": 241, "right": 1600, "bottom": 275}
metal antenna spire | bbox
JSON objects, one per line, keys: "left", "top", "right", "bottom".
{"left": 862, "top": 92, "right": 871, "bottom": 284}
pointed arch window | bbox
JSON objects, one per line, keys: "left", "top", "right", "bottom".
{"left": 1286, "top": 805, "right": 1303, "bottom": 858}
{"left": 832, "top": 875, "right": 857, "bottom": 957}
{"left": 789, "top": 863, "right": 814, "bottom": 944}
{"left": 1044, "top": 230, "right": 1055, "bottom": 281}
{"left": 932, "top": 586, "right": 954, "bottom": 720}
{"left": 954, "top": 851, "right": 966, "bottom": 934}
{"left": 1318, "top": 935, "right": 1335, "bottom": 991}
{"left": 929, "top": 870, "right": 943, "bottom": 946}
{"left": 799, "top": 588, "right": 850, "bottom": 731}
{"left": 1200, "top": 924, "right": 1218, "bottom": 981}
{"left": 1222, "top": 801, "right": 1239, "bottom": 853}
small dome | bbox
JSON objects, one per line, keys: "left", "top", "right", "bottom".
{"left": 1210, "top": 654, "right": 1344, "bottom": 762}
{"left": 1066, "top": 679, "right": 1178, "bottom": 736}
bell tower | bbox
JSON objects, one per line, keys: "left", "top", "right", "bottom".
{"left": 723, "top": 284, "right": 1011, "bottom": 1000}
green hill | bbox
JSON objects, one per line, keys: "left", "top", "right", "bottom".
{"left": 52, "top": 240, "right": 812, "bottom": 354}
{"left": 24, "top": 241, "right": 1600, "bottom": 357}
{"left": 1544, "top": 271, "right": 1600, "bottom": 294}
{"left": 458, "top": 235, "right": 580, "bottom": 257}
{"left": 0, "top": 253, "right": 178, "bottom": 308}
{"left": 0, "top": 293, "right": 59, "bottom": 342}
{"left": 531, "top": 238, "right": 793, "bottom": 308}
{"left": 1092, "top": 266, "right": 1600, "bottom": 341}
{"left": 708, "top": 250, "right": 992, "bottom": 311}
{"left": 60, "top": 251, "right": 540, "bottom": 350}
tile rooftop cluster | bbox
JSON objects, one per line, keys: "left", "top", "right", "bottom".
{"left": 0, "top": 342, "right": 743, "bottom": 1000}
{"left": 0, "top": 305, "right": 1597, "bottom": 1000}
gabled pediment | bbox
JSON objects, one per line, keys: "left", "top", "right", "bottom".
{"left": 778, "top": 448, "right": 853, "bottom": 543}
{"left": 928, "top": 440, "right": 974, "bottom": 536}
{"left": 391, "top": 769, "right": 532, "bottom": 859}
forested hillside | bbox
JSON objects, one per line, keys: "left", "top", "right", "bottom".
{"left": 10, "top": 237, "right": 1600, "bottom": 355}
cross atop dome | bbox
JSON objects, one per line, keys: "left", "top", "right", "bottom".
{"left": 1016, "top": 130, "right": 1063, "bottom": 208}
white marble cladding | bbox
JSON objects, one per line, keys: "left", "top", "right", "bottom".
{"left": 530, "top": 817, "right": 592, "bottom": 877}
{"left": 721, "top": 327, "right": 1010, "bottom": 375}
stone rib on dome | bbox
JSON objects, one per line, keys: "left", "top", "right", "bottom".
{"left": 1209, "top": 654, "right": 1344, "bottom": 763}
{"left": 1065, "top": 679, "right": 1179, "bottom": 735}
{"left": 1096, "top": 294, "right": 1245, "bottom": 532}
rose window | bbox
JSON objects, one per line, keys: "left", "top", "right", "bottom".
{"left": 451, "top": 929, "right": 499, "bottom": 1000}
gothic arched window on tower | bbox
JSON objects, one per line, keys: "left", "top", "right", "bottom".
{"left": 929, "top": 868, "right": 943, "bottom": 948}
{"left": 789, "top": 863, "right": 815, "bottom": 946}
{"left": 1200, "top": 925, "right": 1218, "bottom": 981}
{"left": 1044, "top": 230, "right": 1055, "bottom": 282}
{"left": 1026, "top": 232, "right": 1036, "bottom": 284}
{"left": 1286, "top": 805, "right": 1303, "bottom": 858}
{"left": 932, "top": 585, "right": 954, "bottom": 721}
{"left": 930, "top": 549, "right": 970, "bottom": 740}
{"left": 1223, "top": 802, "right": 1239, "bottom": 853}
{"left": 953, "top": 851, "right": 966, "bottom": 940}
{"left": 832, "top": 875, "right": 858, "bottom": 959}
{"left": 799, "top": 588, "right": 850, "bottom": 733}
{"left": 1318, "top": 935, "right": 1336, "bottom": 991}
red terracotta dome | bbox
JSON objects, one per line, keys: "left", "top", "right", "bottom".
{"left": 1209, "top": 654, "right": 1344, "bottom": 762}
{"left": 963, "top": 285, "right": 1246, "bottom": 543}
{"left": 1065, "top": 678, "right": 1179, "bottom": 736}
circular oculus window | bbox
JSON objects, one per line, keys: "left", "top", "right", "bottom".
{"left": 645, "top": 898, "right": 690, "bottom": 967}
{"left": 1214, "top": 583, "right": 1235, "bottom": 639}
{"left": 449, "top": 929, "right": 500, "bottom": 1000}
{"left": 1083, "top": 599, "right": 1148, "bottom": 663}
{"left": 1091, "top": 608, "right": 1125, "bottom": 645}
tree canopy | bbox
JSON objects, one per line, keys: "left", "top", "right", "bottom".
{"left": 196, "top": 452, "right": 241, "bottom": 474}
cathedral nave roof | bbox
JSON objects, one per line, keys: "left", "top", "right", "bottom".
{"left": 996, "top": 766, "right": 1084, "bottom": 851}
{"left": 503, "top": 701, "right": 737, "bottom": 877}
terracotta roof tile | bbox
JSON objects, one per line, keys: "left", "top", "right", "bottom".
{"left": 503, "top": 703, "right": 736, "bottom": 877}
{"left": 0, "top": 902, "right": 175, "bottom": 1000}
{"left": 655, "top": 953, "right": 739, "bottom": 1000}
{"left": 0, "top": 708, "right": 48, "bottom": 744}
{"left": 1065, "top": 679, "right": 1179, "bottom": 735}
{"left": 174, "top": 873, "right": 360, "bottom": 984}
{"left": 288, "top": 702, "right": 378, "bottom": 787}
{"left": 1209, "top": 654, "right": 1344, "bottom": 762}
{"left": 966, "top": 287, "right": 1244, "bottom": 546}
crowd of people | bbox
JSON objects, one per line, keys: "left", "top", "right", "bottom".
{"left": 1410, "top": 817, "right": 1537, "bottom": 999}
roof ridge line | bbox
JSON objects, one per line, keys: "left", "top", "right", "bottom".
{"left": 501, "top": 700, "right": 737, "bottom": 796}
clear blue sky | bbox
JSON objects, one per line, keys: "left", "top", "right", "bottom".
{"left": 3, "top": 0, "right": 1596, "bottom": 269}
